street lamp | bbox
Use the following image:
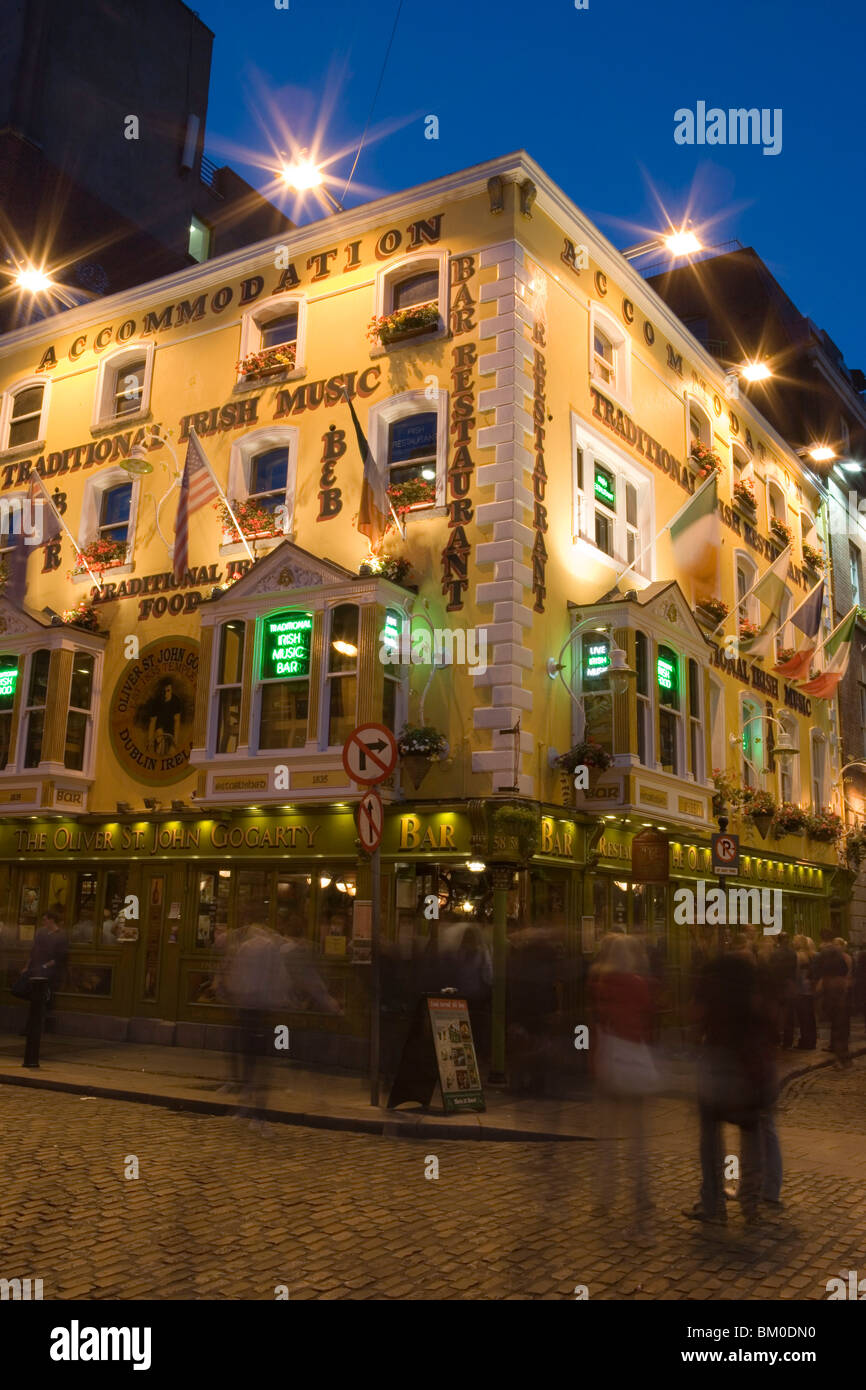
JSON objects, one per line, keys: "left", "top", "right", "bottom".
{"left": 729, "top": 716, "right": 798, "bottom": 783}
{"left": 622, "top": 228, "right": 702, "bottom": 262}
{"left": 546, "top": 617, "right": 635, "bottom": 758}
{"left": 14, "top": 266, "right": 54, "bottom": 294}
{"left": 121, "top": 431, "right": 181, "bottom": 555}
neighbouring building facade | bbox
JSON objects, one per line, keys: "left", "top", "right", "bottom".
{"left": 0, "top": 153, "right": 853, "bottom": 1069}
{"left": 649, "top": 246, "right": 866, "bottom": 944}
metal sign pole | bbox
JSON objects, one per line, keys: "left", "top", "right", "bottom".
{"left": 370, "top": 842, "right": 381, "bottom": 1107}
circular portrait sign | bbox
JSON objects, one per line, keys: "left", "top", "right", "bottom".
{"left": 109, "top": 637, "right": 199, "bottom": 785}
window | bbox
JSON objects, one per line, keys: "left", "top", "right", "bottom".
{"left": 227, "top": 427, "right": 298, "bottom": 543}
{"left": 688, "top": 658, "right": 702, "bottom": 780}
{"left": 112, "top": 359, "right": 145, "bottom": 417}
{"left": 850, "top": 543, "right": 862, "bottom": 607}
{"left": 657, "top": 645, "right": 680, "bottom": 776}
{"left": 325, "top": 605, "right": 359, "bottom": 748}
{"left": 1, "top": 380, "right": 49, "bottom": 452}
{"left": 249, "top": 448, "right": 289, "bottom": 517}
{"left": 238, "top": 295, "right": 307, "bottom": 379}
{"left": 215, "top": 621, "right": 245, "bottom": 754}
{"left": 742, "top": 697, "right": 763, "bottom": 788}
{"left": 860, "top": 682, "right": 866, "bottom": 759}
{"left": 768, "top": 480, "right": 786, "bottom": 524}
{"left": 259, "top": 312, "right": 298, "bottom": 350}
{"left": 0, "top": 656, "right": 18, "bottom": 770}
{"left": 594, "top": 327, "right": 615, "bottom": 386}
{"left": 810, "top": 731, "right": 826, "bottom": 809}
{"left": 64, "top": 653, "right": 94, "bottom": 771}
{"left": 709, "top": 677, "right": 725, "bottom": 775}
{"left": 589, "top": 307, "right": 630, "bottom": 405}
{"left": 98, "top": 482, "right": 133, "bottom": 546}
{"left": 381, "top": 609, "right": 404, "bottom": 733}
{"left": 196, "top": 870, "right": 231, "bottom": 948}
{"left": 388, "top": 413, "right": 437, "bottom": 488}
{"left": 777, "top": 713, "right": 798, "bottom": 804}
{"left": 572, "top": 418, "right": 652, "bottom": 576}
{"left": 635, "top": 631, "right": 651, "bottom": 767}
{"left": 258, "top": 609, "right": 312, "bottom": 751}
{"left": 188, "top": 216, "right": 211, "bottom": 263}
{"left": 23, "top": 649, "right": 50, "bottom": 767}
{"left": 392, "top": 269, "right": 439, "bottom": 311}
{"left": 91, "top": 344, "right": 155, "bottom": 429}
{"left": 579, "top": 634, "right": 613, "bottom": 752}
{"left": 736, "top": 553, "right": 757, "bottom": 625}
{"left": 374, "top": 252, "right": 448, "bottom": 345}
{"left": 689, "top": 401, "right": 712, "bottom": 449}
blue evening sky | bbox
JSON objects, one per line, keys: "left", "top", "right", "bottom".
{"left": 195, "top": 0, "right": 865, "bottom": 370}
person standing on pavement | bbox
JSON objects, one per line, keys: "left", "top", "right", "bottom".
{"left": 792, "top": 934, "right": 817, "bottom": 1050}
{"left": 683, "top": 947, "right": 772, "bottom": 1227}
{"left": 812, "top": 928, "right": 851, "bottom": 1068}
{"left": 773, "top": 932, "right": 798, "bottom": 1049}
{"left": 225, "top": 916, "right": 284, "bottom": 1129}
{"left": 26, "top": 906, "right": 69, "bottom": 1030}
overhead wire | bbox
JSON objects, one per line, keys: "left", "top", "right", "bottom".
{"left": 340, "top": 0, "right": 405, "bottom": 205}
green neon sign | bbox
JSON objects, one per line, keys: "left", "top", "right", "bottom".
{"left": 584, "top": 641, "right": 610, "bottom": 680}
{"left": 0, "top": 664, "right": 16, "bottom": 701}
{"left": 594, "top": 466, "right": 615, "bottom": 508}
{"left": 261, "top": 611, "right": 313, "bottom": 681}
{"left": 657, "top": 656, "right": 674, "bottom": 690}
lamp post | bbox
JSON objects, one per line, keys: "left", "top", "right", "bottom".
{"left": 122, "top": 430, "right": 181, "bottom": 557}
{"left": 728, "top": 716, "right": 798, "bottom": 838}
{"left": 546, "top": 617, "right": 635, "bottom": 752}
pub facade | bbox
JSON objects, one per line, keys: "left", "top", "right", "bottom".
{"left": 0, "top": 152, "right": 850, "bottom": 1064}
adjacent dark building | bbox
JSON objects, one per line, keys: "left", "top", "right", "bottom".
{"left": 649, "top": 246, "right": 866, "bottom": 943}
{"left": 1, "top": 0, "right": 292, "bottom": 329}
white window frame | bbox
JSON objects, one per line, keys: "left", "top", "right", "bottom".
{"left": 687, "top": 657, "right": 704, "bottom": 783}
{"left": 371, "top": 250, "right": 449, "bottom": 354}
{"left": 767, "top": 478, "right": 787, "bottom": 527}
{"left": 224, "top": 426, "right": 299, "bottom": 557}
{"left": 211, "top": 619, "right": 247, "bottom": 756}
{"left": 708, "top": 675, "right": 726, "bottom": 777}
{"left": 367, "top": 389, "right": 448, "bottom": 514}
{"left": 810, "top": 729, "right": 827, "bottom": 810}
{"left": 91, "top": 343, "right": 155, "bottom": 430}
{"left": 741, "top": 694, "right": 764, "bottom": 787}
{"left": 0, "top": 377, "right": 51, "bottom": 456}
{"left": 734, "top": 550, "right": 758, "bottom": 627}
{"left": 635, "top": 629, "right": 653, "bottom": 769}
{"left": 75, "top": 467, "right": 142, "bottom": 583}
{"left": 687, "top": 395, "right": 713, "bottom": 453}
{"left": 589, "top": 304, "right": 631, "bottom": 409}
{"left": 63, "top": 651, "right": 97, "bottom": 774}
{"left": 850, "top": 542, "right": 862, "bottom": 607}
{"left": 656, "top": 644, "right": 683, "bottom": 777}
{"left": 570, "top": 413, "right": 654, "bottom": 578}
{"left": 777, "top": 711, "right": 800, "bottom": 806}
{"left": 320, "top": 601, "right": 360, "bottom": 751}
{"left": 237, "top": 293, "right": 307, "bottom": 382}
{"left": 732, "top": 440, "right": 752, "bottom": 475}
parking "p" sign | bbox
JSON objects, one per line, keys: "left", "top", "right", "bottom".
{"left": 711, "top": 832, "right": 740, "bottom": 876}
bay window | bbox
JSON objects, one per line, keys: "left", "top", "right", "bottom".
{"left": 64, "top": 654, "right": 94, "bottom": 771}
{"left": 215, "top": 620, "right": 245, "bottom": 754}
{"left": 0, "top": 656, "right": 18, "bottom": 770}
{"left": 325, "top": 604, "right": 359, "bottom": 748}
{"left": 657, "top": 645, "right": 681, "bottom": 776}
{"left": 579, "top": 634, "right": 613, "bottom": 751}
{"left": 258, "top": 609, "right": 312, "bottom": 750}
{"left": 635, "top": 630, "right": 651, "bottom": 766}
{"left": 23, "top": 649, "right": 50, "bottom": 767}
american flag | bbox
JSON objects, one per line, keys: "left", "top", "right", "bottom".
{"left": 174, "top": 431, "right": 220, "bottom": 581}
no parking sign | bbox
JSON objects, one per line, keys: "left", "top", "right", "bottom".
{"left": 711, "top": 832, "right": 740, "bottom": 877}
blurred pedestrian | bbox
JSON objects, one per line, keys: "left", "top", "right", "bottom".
{"left": 589, "top": 934, "right": 658, "bottom": 1237}
{"left": 449, "top": 925, "right": 492, "bottom": 1062}
{"left": 225, "top": 915, "right": 283, "bottom": 1129}
{"left": 855, "top": 944, "right": 866, "bottom": 1030}
{"left": 506, "top": 923, "right": 558, "bottom": 1094}
{"left": 813, "top": 929, "right": 851, "bottom": 1067}
{"left": 773, "top": 932, "right": 798, "bottom": 1049}
{"left": 26, "top": 906, "right": 69, "bottom": 1031}
{"left": 792, "top": 934, "right": 817, "bottom": 1050}
{"left": 684, "top": 948, "right": 773, "bottom": 1226}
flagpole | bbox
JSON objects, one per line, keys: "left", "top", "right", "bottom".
{"left": 708, "top": 543, "right": 793, "bottom": 638}
{"left": 340, "top": 390, "right": 402, "bottom": 544}
{"left": 189, "top": 429, "right": 255, "bottom": 565}
{"left": 31, "top": 471, "right": 103, "bottom": 593}
{"left": 613, "top": 472, "right": 716, "bottom": 586}
{"left": 781, "top": 575, "right": 824, "bottom": 644}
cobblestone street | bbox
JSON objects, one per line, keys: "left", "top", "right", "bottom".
{"left": 1, "top": 1057, "right": 864, "bottom": 1301}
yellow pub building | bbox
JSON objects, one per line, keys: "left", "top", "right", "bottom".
{"left": 0, "top": 152, "right": 849, "bottom": 1067}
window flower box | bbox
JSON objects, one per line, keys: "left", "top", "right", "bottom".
{"left": 216, "top": 499, "right": 282, "bottom": 545}
{"left": 805, "top": 809, "right": 844, "bottom": 842}
{"left": 59, "top": 600, "right": 101, "bottom": 633}
{"left": 367, "top": 302, "right": 440, "bottom": 347}
{"left": 770, "top": 517, "right": 793, "bottom": 547}
{"left": 774, "top": 802, "right": 808, "bottom": 836}
{"left": 696, "top": 595, "right": 729, "bottom": 626}
{"left": 358, "top": 554, "right": 412, "bottom": 585}
{"left": 738, "top": 618, "right": 760, "bottom": 641}
{"left": 733, "top": 478, "right": 756, "bottom": 513}
{"left": 387, "top": 478, "right": 436, "bottom": 517}
{"left": 802, "top": 542, "right": 824, "bottom": 572}
{"left": 70, "top": 537, "right": 128, "bottom": 578}
{"left": 236, "top": 345, "right": 296, "bottom": 380}
{"left": 690, "top": 440, "right": 722, "bottom": 476}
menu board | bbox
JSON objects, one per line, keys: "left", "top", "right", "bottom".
{"left": 427, "top": 996, "right": 485, "bottom": 1113}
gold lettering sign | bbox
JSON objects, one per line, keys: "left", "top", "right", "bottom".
{"left": 212, "top": 776, "right": 269, "bottom": 793}
{"left": 678, "top": 796, "right": 704, "bottom": 817}
{"left": 540, "top": 817, "right": 575, "bottom": 857}
{"left": 291, "top": 770, "right": 352, "bottom": 791}
{"left": 639, "top": 787, "right": 668, "bottom": 807}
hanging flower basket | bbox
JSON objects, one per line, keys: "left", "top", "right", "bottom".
{"left": 490, "top": 805, "right": 541, "bottom": 860}
{"left": 740, "top": 787, "right": 777, "bottom": 840}
{"left": 802, "top": 542, "right": 824, "bottom": 572}
{"left": 738, "top": 618, "right": 760, "bottom": 642}
{"left": 732, "top": 478, "right": 756, "bottom": 513}
{"left": 690, "top": 440, "right": 722, "bottom": 476}
{"left": 387, "top": 478, "right": 436, "bottom": 516}
{"left": 397, "top": 725, "right": 448, "bottom": 787}
{"left": 236, "top": 345, "right": 296, "bottom": 380}
{"left": 367, "top": 302, "right": 440, "bottom": 347}
{"left": 70, "top": 537, "right": 128, "bottom": 578}
{"left": 555, "top": 741, "right": 612, "bottom": 792}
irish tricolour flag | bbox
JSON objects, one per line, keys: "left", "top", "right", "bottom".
{"left": 669, "top": 474, "right": 720, "bottom": 586}
{"left": 798, "top": 607, "right": 858, "bottom": 698}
